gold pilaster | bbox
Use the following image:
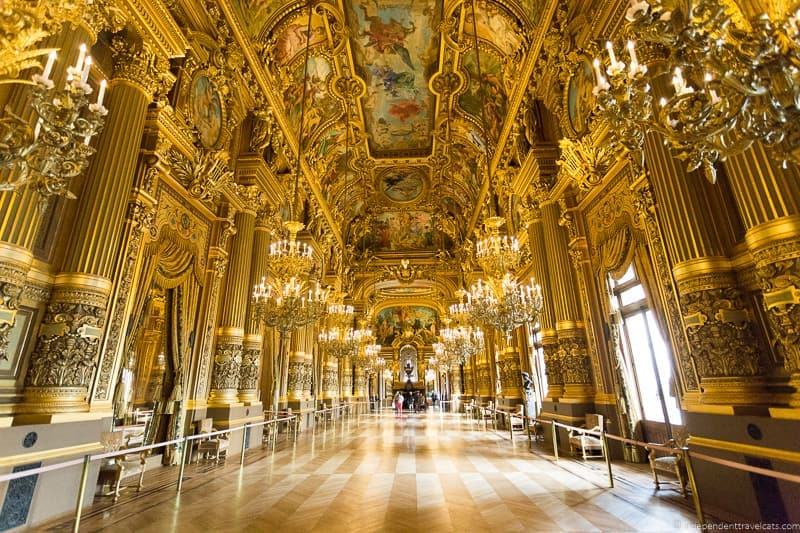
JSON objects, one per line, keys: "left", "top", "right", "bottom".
{"left": 209, "top": 210, "right": 256, "bottom": 406}
{"left": 238, "top": 215, "right": 270, "bottom": 402}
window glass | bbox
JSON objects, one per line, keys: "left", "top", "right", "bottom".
{"left": 624, "top": 311, "right": 664, "bottom": 422}
{"left": 647, "top": 311, "right": 683, "bottom": 424}
{"left": 620, "top": 284, "right": 646, "bottom": 307}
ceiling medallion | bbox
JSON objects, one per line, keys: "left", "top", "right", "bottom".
{"left": 376, "top": 166, "right": 427, "bottom": 204}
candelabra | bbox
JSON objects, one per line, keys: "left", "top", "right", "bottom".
{"left": 475, "top": 217, "right": 521, "bottom": 279}
{"left": 317, "top": 326, "right": 358, "bottom": 360}
{"left": 467, "top": 274, "right": 543, "bottom": 340}
{"left": 440, "top": 321, "right": 485, "bottom": 364}
{"left": 594, "top": 0, "right": 800, "bottom": 182}
{"left": 0, "top": 46, "right": 107, "bottom": 205}
{"left": 267, "top": 220, "right": 314, "bottom": 281}
{"left": 251, "top": 276, "right": 328, "bottom": 334}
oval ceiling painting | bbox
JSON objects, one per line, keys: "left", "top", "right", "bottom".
{"left": 379, "top": 167, "right": 425, "bottom": 203}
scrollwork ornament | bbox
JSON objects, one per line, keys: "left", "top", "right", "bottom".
{"left": 210, "top": 342, "right": 243, "bottom": 391}
{"left": 238, "top": 348, "right": 261, "bottom": 391}
{"left": 559, "top": 337, "right": 592, "bottom": 385}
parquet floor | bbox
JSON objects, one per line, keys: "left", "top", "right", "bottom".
{"left": 39, "top": 411, "right": 699, "bottom": 532}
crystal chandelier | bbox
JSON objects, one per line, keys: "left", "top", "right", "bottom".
{"left": 467, "top": 275, "right": 543, "bottom": 339}
{"left": 1, "top": 45, "right": 107, "bottom": 207}
{"left": 267, "top": 220, "right": 314, "bottom": 281}
{"left": 594, "top": 0, "right": 800, "bottom": 182}
{"left": 252, "top": 276, "right": 328, "bottom": 334}
{"left": 440, "top": 320, "right": 485, "bottom": 364}
{"left": 317, "top": 326, "right": 358, "bottom": 360}
{"left": 476, "top": 217, "right": 522, "bottom": 279}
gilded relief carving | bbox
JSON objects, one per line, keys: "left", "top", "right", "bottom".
{"left": 238, "top": 347, "right": 261, "bottom": 392}
{"left": 678, "top": 277, "right": 765, "bottom": 379}
{"left": 559, "top": 336, "right": 592, "bottom": 385}
{"left": 210, "top": 342, "right": 243, "bottom": 391}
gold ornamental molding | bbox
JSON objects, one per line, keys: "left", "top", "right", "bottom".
{"left": 118, "top": 0, "right": 188, "bottom": 59}
{"left": 745, "top": 215, "right": 800, "bottom": 252}
{"left": 672, "top": 256, "right": 734, "bottom": 283}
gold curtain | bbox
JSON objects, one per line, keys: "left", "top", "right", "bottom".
{"left": 599, "top": 226, "right": 636, "bottom": 280}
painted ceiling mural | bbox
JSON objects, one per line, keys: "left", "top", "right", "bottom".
{"left": 375, "top": 305, "right": 439, "bottom": 346}
{"left": 236, "top": 0, "right": 548, "bottom": 257}
{"left": 345, "top": 0, "right": 441, "bottom": 156}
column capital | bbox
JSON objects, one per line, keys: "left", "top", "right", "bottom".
{"left": 111, "top": 37, "right": 170, "bottom": 98}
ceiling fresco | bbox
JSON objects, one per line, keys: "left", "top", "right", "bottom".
{"left": 374, "top": 305, "right": 439, "bottom": 345}
{"left": 345, "top": 0, "right": 441, "bottom": 156}
{"left": 238, "top": 0, "right": 552, "bottom": 262}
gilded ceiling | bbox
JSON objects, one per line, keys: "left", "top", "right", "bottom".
{"left": 229, "top": 0, "right": 550, "bottom": 263}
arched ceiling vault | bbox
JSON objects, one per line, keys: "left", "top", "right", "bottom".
{"left": 223, "top": 0, "right": 558, "bottom": 301}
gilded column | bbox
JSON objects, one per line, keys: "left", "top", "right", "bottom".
{"left": 724, "top": 143, "right": 800, "bottom": 405}
{"left": 462, "top": 357, "right": 475, "bottom": 399}
{"left": 20, "top": 39, "right": 163, "bottom": 414}
{"left": 321, "top": 358, "right": 338, "bottom": 404}
{"left": 354, "top": 365, "right": 367, "bottom": 400}
{"left": 0, "top": 23, "right": 98, "bottom": 360}
{"left": 476, "top": 328, "right": 493, "bottom": 401}
{"left": 208, "top": 209, "right": 256, "bottom": 406}
{"left": 644, "top": 132, "right": 768, "bottom": 405}
{"left": 450, "top": 363, "right": 463, "bottom": 396}
{"left": 286, "top": 328, "right": 307, "bottom": 402}
{"left": 497, "top": 336, "right": 523, "bottom": 403}
{"left": 238, "top": 214, "right": 270, "bottom": 403}
{"left": 542, "top": 202, "right": 593, "bottom": 402}
{"left": 522, "top": 198, "right": 561, "bottom": 399}
{"left": 341, "top": 357, "right": 353, "bottom": 400}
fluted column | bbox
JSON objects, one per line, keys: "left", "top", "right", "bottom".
{"left": 476, "top": 328, "right": 493, "bottom": 401}
{"left": 497, "top": 336, "right": 523, "bottom": 402}
{"left": 238, "top": 216, "right": 270, "bottom": 403}
{"left": 724, "top": 144, "right": 800, "bottom": 405}
{"left": 21, "top": 39, "right": 163, "bottom": 414}
{"left": 522, "top": 200, "right": 561, "bottom": 399}
{"left": 209, "top": 210, "right": 256, "bottom": 406}
{"left": 645, "top": 132, "right": 769, "bottom": 405}
{"left": 542, "top": 202, "right": 593, "bottom": 402}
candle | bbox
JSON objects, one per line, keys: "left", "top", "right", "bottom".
{"left": 592, "top": 58, "right": 609, "bottom": 91}
{"left": 75, "top": 43, "right": 87, "bottom": 72}
{"left": 42, "top": 51, "right": 57, "bottom": 81}
{"left": 98, "top": 78, "right": 108, "bottom": 104}
{"left": 84, "top": 134, "right": 91, "bottom": 145}
{"left": 627, "top": 40, "right": 638, "bottom": 72}
{"left": 606, "top": 41, "right": 618, "bottom": 67}
{"left": 81, "top": 56, "right": 92, "bottom": 84}
{"left": 33, "top": 119, "right": 42, "bottom": 141}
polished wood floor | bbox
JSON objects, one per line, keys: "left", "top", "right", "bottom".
{"left": 40, "top": 411, "right": 699, "bottom": 532}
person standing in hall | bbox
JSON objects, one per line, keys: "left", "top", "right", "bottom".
{"left": 393, "top": 391, "right": 404, "bottom": 416}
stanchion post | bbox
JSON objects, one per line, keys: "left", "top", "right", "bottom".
{"left": 509, "top": 413, "right": 514, "bottom": 441}
{"left": 551, "top": 423, "right": 559, "bottom": 462}
{"left": 240, "top": 424, "right": 249, "bottom": 466}
{"left": 271, "top": 420, "right": 277, "bottom": 454}
{"left": 601, "top": 428, "right": 614, "bottom": 488}
{"left": 177, "top": 437, "right": 189, "bottom": 492}
{"left": 73, "top": 454, "right": 92, "bottom": 533}
{"left": 683, "top": 447, "right": 705, "bottom": 525}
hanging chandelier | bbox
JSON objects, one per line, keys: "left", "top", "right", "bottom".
{"left": 594, "top": 0, "right": 800, "bottom": 182}
{"left": 317, "top": 326, "right": 358, "bottom": 360}
{"left": 461, "top": 0, "right": 543, "bottom": 339}
{"left": 440, "top": 320, "right": 485, "bottom": 364}
{"left": 467, "top": 275, "right": 543, "bottom": 339}
{"left": 252, "top": 276, "right": 328, "bottom": 333}
{"left": 251, "top": 0, "right": 327, "bottom": 334}
{"left": 475, "top": 217, "right": 522, "bottom": 279}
